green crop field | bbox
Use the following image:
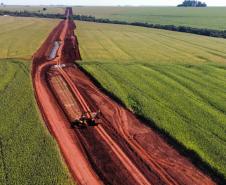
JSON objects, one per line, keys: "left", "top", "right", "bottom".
{"left": 0, "top": 16, "right": 59, "bottom": 60}
{"left": 0, "top": 17, "right": 73, "bottom": 185}
{"left": 0, "top": 60, "right": 73, "bottom": 185}
{"left": 73, "top": 6, "right": 226, "bottom": 30}
{"left": 76, "top": 21, "right": 226, "bottom": 179}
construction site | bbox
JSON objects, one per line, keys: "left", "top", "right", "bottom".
{"left": 31, "top": 7, "right": 216, "bottom": 185}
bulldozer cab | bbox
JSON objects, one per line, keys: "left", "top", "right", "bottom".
{"left": 71, "top": 110, "right": 101, "bottom": 128}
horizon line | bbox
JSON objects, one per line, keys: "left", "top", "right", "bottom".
{"left": 1, "top": 4, "right": 226, "bottom": 7}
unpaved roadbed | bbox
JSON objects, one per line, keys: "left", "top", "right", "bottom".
{"left": 32, "top": 7, "right": 216, "bottom": 185}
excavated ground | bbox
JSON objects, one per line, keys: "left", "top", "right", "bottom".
{"left": 65, "top": 66, "right": 216, "bottom": 185}
{"left": 32, "top": 7, "right": 216, "bottom": 185}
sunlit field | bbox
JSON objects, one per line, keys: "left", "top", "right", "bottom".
{"left": 73, "top": 6, "right": 226, "bottom": 30}
{"left": 0, "top": 16, "right": 58, "bottom": 60}
{"left": 77, "top": 21, "right": 226, "bottom": 178}
{"left": 0, "top": 17, "right": 73, "bottom": 185}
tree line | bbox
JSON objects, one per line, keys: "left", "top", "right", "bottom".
{"left": 0, "top": 10, "right": 65, "bottom": 19}
{"left": 178, "top": 0, "right": 207, "bottom": 7}
{"left": 1, "top": 10, "right": 226, "bottom": 39}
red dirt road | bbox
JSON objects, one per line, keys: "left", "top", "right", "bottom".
{"left": 32, "top": 7, "right": 216, "bottom": 185}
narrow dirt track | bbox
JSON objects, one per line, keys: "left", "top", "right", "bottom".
{"left": 32, "top": 7, "right": 216, "bottom": 185}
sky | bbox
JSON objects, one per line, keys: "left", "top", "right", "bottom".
{"left": 1, "top": 0, "right": 226, "bottom": 6}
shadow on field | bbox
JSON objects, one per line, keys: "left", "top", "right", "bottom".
{"left": 77, "top": 62, "right": 226, "bottom": 185}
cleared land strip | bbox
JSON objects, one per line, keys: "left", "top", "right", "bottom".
{"left": 32, "top": 7, "right": 218, "bottom": 185}
{"left": 58, "top": 66, "right": 151, "bottom": 185}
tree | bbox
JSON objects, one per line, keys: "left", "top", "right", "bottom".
{"left": 177, "top": 0, "right": 207, "bottom": 7}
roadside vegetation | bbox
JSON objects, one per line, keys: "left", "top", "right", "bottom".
{"left": 76, "top": 21, "right": 226, "bottom": 181}
{"left": 0, "top": 17, "right": 73, "bottom": 185}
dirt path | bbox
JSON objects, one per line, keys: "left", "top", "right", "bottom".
{"left": 32, "top": 7, "right": 216, "bottom": 185}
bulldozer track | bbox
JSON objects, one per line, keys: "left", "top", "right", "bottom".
{"left": 58, "top": 64, "right": 152, "bottom": 185}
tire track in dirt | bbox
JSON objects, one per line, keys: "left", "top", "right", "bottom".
{"left": 66, "top": 66, "right": 216, "bottom": 185}
{"left": 57, "top": 36, "right": 152, "bottom": 185}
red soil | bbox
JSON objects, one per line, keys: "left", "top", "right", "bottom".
{"left": 32, "top": 7, "right": 216, "bottom": 185}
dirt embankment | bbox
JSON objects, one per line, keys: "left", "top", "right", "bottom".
{"left": 32, "top": 7, "right": 217, "bottom": 185}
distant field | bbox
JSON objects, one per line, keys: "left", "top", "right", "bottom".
{"left": 73, "top": 6, "right": 226, "bottom": 30}
{"left": 0, "top": 5, "right": 64, "bottom": 14}
{"left": 2, "top": 6, "right": 226, "bottom": 30}
{"left": 0, "top": 16, "right": 58, "bottom": 60}
{"left": 76, "top": 21, "right": 226, "bottom": 179}
{"left": 0, "top": 17, "right": 73, "bottom": 184}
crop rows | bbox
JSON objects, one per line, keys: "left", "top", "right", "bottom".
{"left": 0, "top": 60, "right": 73, "bottom": 185}
{"left": 0, "top": 16, "right": 73, "bottom": 185}
{"left": 0, "top": 16, "right": 58, "bottom": 60}
{"left": 77, "top": 21, "right": 226, "bottom": 179}
{"left": 73, "top": 6, "right": 226, "bottom": 30}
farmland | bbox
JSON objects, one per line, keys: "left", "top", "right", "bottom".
{"left": 0, "top": 5, "right": 64, "bottom": 14}
{"left": 0, "top": 60, "right": 73, "bottom": 185}
{"left": 31, "top": 7, "right": 217, "bottom": 184}
{"left": 76, "top": 21, "right": 226, "bottom": 179}
{"left": 0, "top": 16, "right": 58, "bottom": 60}
{"left": 1, "top": 6, "right": 226, "bottom": 30}
{"left": 73, "top": 6, "right": 226, "bottom": 30}
{"left": 0, "top": 17, "right": 73, "bottom": 185}
{"left": 1, "top": 5, "right": 226, "bottom": 184}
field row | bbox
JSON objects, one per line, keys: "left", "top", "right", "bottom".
{"left": 0, "top": 15, "right": 73, "bottom": 185}
{"left": 81, "top": 61, "right": 226, "bottom": 179}
{"left": 0, "top": 16, "right": 58, "bottom": 60}
{"left": 77, "top": 21, "right": 226, "bottom": 64}
{"left": 77, "top": 21, "right": 226, "bottom": 179}
{"left": 0, "top": 60, "right": 73, "bottom": 185}
{"left": 74, "top": 6, "right": 226, "bottom": 30}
